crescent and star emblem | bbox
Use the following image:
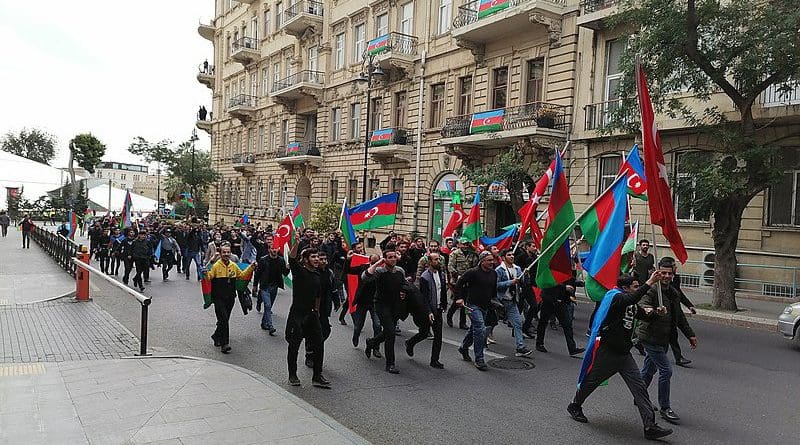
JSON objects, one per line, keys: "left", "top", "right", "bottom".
{"left": 276, "top": 224, "right": 291, "bottom": 238}
{"left": 365, "top": 206, "right": 380, "bottom": 219}
{"left": 453, "top": 210, "right": 465, "bottom": 222}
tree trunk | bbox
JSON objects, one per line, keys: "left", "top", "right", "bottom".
{"left": 67, "top": 147, "right": 77, "bottom": 211}
{"left": 711, "top": 197, "right": 747, "bottom": 311}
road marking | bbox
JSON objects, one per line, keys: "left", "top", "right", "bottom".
{"left": 0, "top": 363, "right": 46, "bottom": 377}
{"left": 407, "top": 329, "right": 506, "bottom": 359}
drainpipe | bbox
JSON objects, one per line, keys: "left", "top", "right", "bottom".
{"left": 412, "top": 49, "right": 426, "bottom": 236}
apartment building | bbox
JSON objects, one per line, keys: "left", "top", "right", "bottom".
{"left": 197, "top": 0, "right": 800, "bottom": 296}
{"left": 93, "top": 162, "right": 168, "bottom": 201}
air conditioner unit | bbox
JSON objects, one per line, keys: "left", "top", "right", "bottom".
{"left": 698, "top": 251, "right": 715, "bottom": 287}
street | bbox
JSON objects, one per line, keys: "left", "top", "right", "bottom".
{"left": 87, "top": 268, "right": 800, "bottom": 445}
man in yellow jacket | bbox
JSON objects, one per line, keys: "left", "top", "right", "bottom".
{"left": 206, "top": 243, "right": 255, "bottom": 353}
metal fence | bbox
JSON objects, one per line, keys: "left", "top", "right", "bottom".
{"left": 681, "top": 260, "right": 799, "bottom": 299}
{"left": 441, "top": 101, "right": 569, "bottom": 138}
{"left": 227, "top": 94, "right": 258, "bottom": 109}
{"left": 272, "top": 70, "right": 325, "bottom": 92}
{"left": 279, "top": 0, "right": 324, "bottom": 26}
{"left": 232, "top": 37, "right": 258, "bottom": 51}
{"left": 580, "top": 0, "right": 619, "bottom": 13}
{"left": 31, "top": 226, "right": 80, "bottom": 277}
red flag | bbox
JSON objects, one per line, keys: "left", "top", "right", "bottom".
{"left": 271, "top": 215, "right": 294, "bottom": 253}
{"left": 519, "top": 155, "right": 560, "bottom": 247}
{"left": 635, "top": 63, "right": 688, "bottom": 263}
{"left": 442, "top": 200, "right": 466, "bottom": 240}
{"left": 346, "top": 254, "right": 370, "bottom": 314}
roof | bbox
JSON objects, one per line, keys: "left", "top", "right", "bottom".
{"left": 0, "top": 150, "right": 81, "bottom": 209}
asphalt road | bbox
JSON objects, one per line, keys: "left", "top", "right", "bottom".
{"left": 88, "top": 267, "right": 800, "bottom": 445}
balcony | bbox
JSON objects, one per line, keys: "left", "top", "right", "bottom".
{"left": 369, "top": 128, "right": 414, "bottom": 164}
{"left": 751, "top": 80, "right": 800, "bottom": 124}
{"left": 237, "top": 0, "right": 255, "bottom": 3}
{"left": 278, "top": 1, "right": 324, "bottom": 37}
{"left": 227, "top": 94, "right": 258, "bottom": 122}
{"left": 198, "top": 21, "right": 215, "bottom": 41}
{"left": 232, "top": 153, "right": 256, "bottom": 175}
{"left": 196, "top": 62, "right": 215, "bottom": 89}
{"left": 195, "top": 119, "right": 212, "bottom": 135}
{"left": 576, "top": 0, "right": 619, "bottom": 30}
{"left": 276, "top": 142, "right": 322, "bottom": 169}
{"left": 231, "top": 37, "right": 259, "bottom": 65}
{"left": 583, "top": 99, "right": 637, "bottom": 131}
{"left": 439, "top": 102, "right": 568, "bottom": 155}
{"left": 367, "top": 32, "right": 418, "bottom": 74}
{"left": 452, "top": 0, "right": 567, "bottom": 62}
{"left": 270, "top": 70, "right": 325, "bottom": 101}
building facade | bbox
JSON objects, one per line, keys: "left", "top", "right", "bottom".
{"left": 198, "top": 0, "right": 800, "bottom": 297}
{"left": 93, "top": 162, "right": 168, "bottom": 201}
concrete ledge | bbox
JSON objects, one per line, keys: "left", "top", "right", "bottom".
{"left": 688, "top": 309, "right": 777, "bottom": 332}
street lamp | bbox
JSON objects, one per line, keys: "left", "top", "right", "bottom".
{"left": 356, "top": 54, "right": 385, "bottom": 202}
{"left": 189, "top": 128, "right": 199, "bottom": 215}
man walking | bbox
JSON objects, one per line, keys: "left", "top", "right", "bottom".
{"left": 0, "top": 211, "right": 11, "bottom": 237}
{"left": 305, "top": 252, "right": 337, "bottom": 368}
{"left": 567, "top": 273, "right": 673, "bottom": 441}
{"left": 253, "top": 245, "right": 289, "bottom": 335}
{"left": 632, "top": 239, "right": 655, "bottom": 284}
{"left": 130, "top": 231, "right": 152, "bottom": 292}
{"left": 406, "top": 252, "right": 447, "bottom": 369}
{"left": 363, "top": 250, "right": 407, "bottom": 374}
{"left": 350, "top": 252, "right": 382, "bottom": 357}
{"left": 637, "top": 258, "right": 699, "bottom": 424}
{"left": 455, "top": 251, "right": 497, "bottom": 371}
{"left": 20, "top": 214, "right": 34, "bottom": 248}
{"left": 447, "top": 238, "right": 478, "bottom": 329}
{"left": 205, "top": 244, "right": 255, "bottom": 354}
{"left": 515, "top": 241, "right": 539, "bottom": 337}
{"left": 536, "top": 277, "right": 585, "bottom": 356}
{"left": 496, "top": 249, "right": 533, "bottom": 357}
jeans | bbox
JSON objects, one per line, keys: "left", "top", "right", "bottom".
{"left": 503, "top": 300, "right": 525, "bottom": 350}
{"left": 21, "top": 230, "right": 30, "bottom": 248}
{"left": 259, "top": 286, "right": 278, "bottom": 329}
{"left": 352, "top": 305, "right": 382, "bottom": 345}
{"left": 460, "top": 305, "right": 487, "bottom": 363}
{"left": 640, "top": 342, "right": 673, "bottom": 410}
{"left": 183, "top": 250, "right": 202, "bottom": 279}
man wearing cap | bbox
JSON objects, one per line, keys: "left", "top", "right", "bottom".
{"left": 455, "top": 251, "right": 497, "bottom": 371}
{"left": 447, "top": 237, "right": 478, "bottom": 329}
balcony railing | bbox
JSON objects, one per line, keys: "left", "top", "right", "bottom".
{"left": 366, "top": 32, "right": 418, "bottom": 57}
{"left": 441, "top": 102, "right": 568, "bottom": 138}
{"left": 271, "top": 70, "right": 325, "bottom": 92}
{"left": 580, "top": 0, "right": 619, "bottom": 13}
{"left": 227, "top": 94, "right": 258, "bottom": 109}
{"left": 584, "top": 99, "right": 638, "bottom": 130}
{"left": 232, "top": 37, "right": 258, "bottom": 51}
{"left": 453, "top": 0, "right": 565, "bottom": 28}
{"left": 233, "top": 153, "right": 256, "bottom": 164}
{"left": 278, "top": 0, "right": 324, "bottom": 26}
{"left": 198, "top": 62, "right": 215, "bottom": 75}
{"left": 759, "top": 80, "right": 800, "bottom": 107}
{"left": 369, "top": 128, "right": 414, "bottom": 147}
{"left": 278, "top": 141, "right": 321, "bottom": 158}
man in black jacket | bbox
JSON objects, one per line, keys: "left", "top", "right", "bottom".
{"left": 514, "top": 241, "right": 539, "bottom": 337}
{"left": 253, "top": 245, "right": 289, "bottom": 335}
{"left": 405, "top": 252, "right": 447, "bottom": 369}
{"left": 130, "top": 231, "right": 152, "bottom": 292}
{"left": 455, "top": 251, "right": 497, "bottom": 371}
{"left": 305, "top": 252, "right": 338, "bottom": 368}
{"left": 536, "top": 277, "right": 586, "bottom": 356}
{"left": 350, "top": 252, "right": 382, "bottom": 356}
{"left": 663, "top": 257, "right": 696, "bottom": 367}
{"left": 567, "top": 273, "right": 673, "bottom": 441}
{"left": 362, "top": 250, "right": 407, "bottom": 374}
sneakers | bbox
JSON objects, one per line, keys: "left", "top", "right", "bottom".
{"left": 430, "top": 361, "right": 444, "bottom": 369}
{"left": 220, "top": 345, "right": 231, "bottom": 354}
{"left": 372, "top": 347, "right": 382, "bottom": 359}
{"left": 486, "top": 336, "right": 496, "bottom": 345}
{"left": 268, "top": 328, "right": 276, "bottom": 336}
{"left": 570, "top": 347, "right": 586, "bottom": 357}
{"left": 675, "top": 357, "right": 692, "bottom": 367}
{"left": 644, "top": 425, "right": 673, "bottom": 440}
{"left": 535, "top": 344, "right": 548, "bottom": 353}
{"left": 515, "top": 346, "right": 533, "bottom": 357}
{"left": 288, "top": 375, "right": 301, "bottom": 387}
{"left": 211, "top": 335, "right": 220, "bottom": 347}
{"left": 523, "top": 330, "right": 536, "bottom": 339}
{"left": 385, "top": 365, "right": 400, "bottom": 374}
{"left": 659, "top": 408, "right": 680, "bottom": 424}
{"left": 312, "top": 374, "right": 331, "bottom": 388}
{"left": 474, "top": 361, "right": 488, "bottom": 371}
{"left": 458, "top": 347, "right": 472, "bottom": 362}
{"left": 365, "top": 342, "right": 373, "bottom": 359}
{"left": 567, "top": 403, "right": 588, "bottom": 423}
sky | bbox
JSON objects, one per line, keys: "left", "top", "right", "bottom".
{"left": 0, "top": 0, "right": 215, "bottom": 171}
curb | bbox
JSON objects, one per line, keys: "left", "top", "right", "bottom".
{"left": 21, "top": 290, "right": 76, "bottom": 305}
{"left": 125, "top": 354, "right": 372, "bottom": 445}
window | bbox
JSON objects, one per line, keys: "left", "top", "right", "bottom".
{"left": 369, "top": 178, "right": 381, "bottom": 199}
{"left": 350, "top": 103, "right": 362, "bottom": 139}
{"left": 307, "top": 46, "right": 318, "bottom": 72}
{"left": 281, "top": 119, "right": 289, "bottom": 148}
{"left": 281, "top": 180, "right": 288, "bottom": 209}
{"left": 430, "top": 83, "right": 445, "bottom": 127}
{"left": 268, "top": 180, "right": 275, "bottom": 207}
{"left": 394, "top": 91, "right": 407, "bottom": 127}
{"left": 258, "top": 126, "right": 265, "bottom": 152}
{"left": 674, "top": 152, "right": 710, "bottom": 222}
{"left": 261, "top": 67, "right": 269, "bottom": 96}
{"left": 376, "top": 13, "right": 389, "bottom": 37}
{"left": 276, "top": 1, "right": 283, "bottom": 26}
{"left": 285, "top": 56, "right": 293, "bottom": 77}
{"left": 438, "top": 0, "right": 452, "bottom": 35}
{"left": 247, "top": 128, "right": 254, "bottom": 153}
{"left": 353, "top": 23, "right": 366, "bottom": 63}
{"left": 492, "top": 67, "right": 508, "bottom": 109}
{"left": 458, "top": 76, "right": 472, "bottom": 115}
{"left": 400, "top": 2, "right": 413, "bottom": 35}
{"left": 331, "top": 107, "right": 342, "bottom": 141}
{"left": 525, "top": 59, "right": 544, "bottom": 103}
{"left": 269, "top": 123, "right": 278, "bottom": 153}
{"left": 605, "top": 39, "right": 625, "bottom": 102}
{"left": 258, "top": 180, "right": 265, "bottom": 208}
{"left": 250, "top": 72, "right": 258, "bottom": 96}
{"left": 273, "top": 61, "right": 281, "bottom": 88}
{"left": 334, "top": 33, "right": 345, "bottom": 69}
{"left": 251, "top": 17, "right": 258, "bottom": 40}
{"left": 597, "top": 155, "right": 621, "bottom": 194}
{"left": 120, "top": 174, "right": 126, "bottom": 180}
{"left": 348, "top": 179, "right": 359, "bottom": 204}
{"left": 264, "top": 9, "right": 271, "bottom": 35}
{"left": 330, "top": 180, "right": 339, "bottom": 202}
{"left": 226, "top": 36, "right": 231, "bottom": 58}
{"left": 768, "top": 149, "right": 800, "bottom": 226}
{"left": 370, "top": 97, "right": 383, "bottom": 130}
{"left": 392, "top": 178, "right": 404, "bottom": 213}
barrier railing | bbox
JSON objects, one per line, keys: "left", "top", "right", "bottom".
{"left": 31, "top": 226, "right": 80, "bottom": 277}
{"left": 680, "top": 260, "right": 799, "bottom": 299}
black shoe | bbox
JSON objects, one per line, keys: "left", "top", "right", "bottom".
{"left": 535, "top": 344, "right": 548, "bottom": 353}
{"left": 372, "top": 348, "right": 382, "bottom": 359}
{"left": 447, "top": 319, "right": 454, "bottom": 328}
{"left": 305, "top": 357, "right": 314, "bottom": 368}
{"left": 144, "top": 280, "right": 151, "bottom": 283}
{"left": 139, "top": 286, "right": 145, "bottom": 292}
{"left": 523, "top": 330, "right": 536, "bottom": 339}
{"left": 385, "top": 365, "right": 399, "bottom": 374}
{"left": 570, "top": 347, "right": 586, "bottom": 357}
{"left": 312, "top": 374, "right": 331, "bottom": 388}
{"left": 675, "top": 357, "right": 692, "bottom": 367}
{"left": 515, "top": 347, "right": 533, "bottom": 357}
{"left": 474, "top": 361, "right": 488, "bottom": 371}
{"left": 256, "top": 301, "right": 262, "bottom": 312}
{"left": 352, "top": 336, "right": 359, "bottom": 348}
{"left": 459, "top": 324, "right": 468, "bottom": 330}
{"left": 221, "top": 345, "right": 231, "bottom": 354}
{"left": 458, "top": 347, "right": 472, "bottom": 362}
{"left": 261, "top": 324, "right": 268, "bottom": 330}
{"left": 268, "top": 328, "right": 276, "bottom": 336}
{"left": 288, "top": 375, "right": 301, "bottom": 387}
{"left": 567, "top": 403, "right": 588, "bottom": 423}
{"left": 365, "top": 342, "right": 373, "bottom": 359}
{"left": 430, "top": 361, "right": 444, "bottom": 369}
{"left": 405, "top": 340, "right": 414, "bottom": 357}
{"left": 212, "top": 336, "right": 220, "bottom": 347}
{"left": 339, "top": 318, "right": 347, "bottom": 326}
{"left": 644, "top": 425, "right": 673, "bottom": 440}
{"left": 185, "top": 275, "right": 190, "bottom": 280}
{"left": 659, "top": 408, "right": 680, "bottom": 424}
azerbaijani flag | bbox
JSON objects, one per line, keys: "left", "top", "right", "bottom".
{"left": 200, "top": 268, "right": 213, "bottom": 309}
{"left": 367, "top": 34, "right": 390, "bottom": 55}
{"left": 480, "top": 225, "right": 517, "bottom": 251}
{"left": 620, "top": 144, "right": 647, "bottom": 201}
{"left": 180, "top": 192, "right": 195, "bottom": 208}
{"left": 286, "top": 142, "right": 301, "bottom": 155}
{"left": 461, "top": 187, "right": 482, "bottom": 242}
{"left": 441, "top": 193, "right": 465, "bottom": 240}
{"left": 370, "top": 129, "right": 394, "bottom": 147}
{"left": 347, "top": 253, "right": 371, "bottom": 314}
{"left": 579, "top": 176, "right": 628, "bottom": 302}
{"left": 339, "top": 198, "right": 357, "bottom": 250}
{"left": 291, "top": 196, "right": 304, "bottom": 228}
{"left": 235, "top": 262, "right": 254, "bottom": 292}
{"left": 535, "top": 150, "right": 575, "bottom": 289}
{"left": 349, "top": 193, "right": 399, "bottom": 231}
{"left": 67, "top": 210, "right": 78, "bottom": 240}
{"left": 470, "top": 109, "right": 504, "bottom": 134}
{"left": 478, "top": 0, "right": 510, "bottom": 19}
{"left": 283, "top": 246, "right": 293, "bottom": 289}
{"left": 577, "top": 287, "right": 620, "bottom": 389}
{"left": 119, "top": 190, "right": 133, "bottom": 229}
{"left": 621, "top": 220, "right": 639, "bottom": 273}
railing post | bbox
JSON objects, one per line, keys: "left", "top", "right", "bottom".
{"left": 75, "top": 248, "right": 91, "bottom": 301}
{"left": 137, "top": 300, "right": 151, "bottom": 356}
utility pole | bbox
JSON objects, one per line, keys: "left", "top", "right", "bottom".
{"left": 190, "top": 128, "right": 199, "bottom": 217}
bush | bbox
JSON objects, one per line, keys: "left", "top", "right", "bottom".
{"left": 308, "top": 201, "right": 341, "bottom": 232}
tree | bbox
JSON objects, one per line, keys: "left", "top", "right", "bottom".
{"left": 308, "top": 201, "right": 342, "bottom": 232}
{"left": 605, "top": 0, "right": 800, "bottom": 310}
{"left": 129, "top": 137, "right": 175, "bottom": 205}
{"left": 68, "top": 134, "right": 105, "bottom": 210}
{"left": 1, "top": 128, "right": 57, "bottom": 164}
{"left": 160, "top": 140, "right": 219, "bottom": 219}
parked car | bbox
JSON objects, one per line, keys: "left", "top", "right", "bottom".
{"left": 778, "top": 301, "right": 800, "bottom": 349}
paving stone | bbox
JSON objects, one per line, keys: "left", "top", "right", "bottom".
{"left": 177, "top": 426, "right": 264, "bottom": 445}
{"left": 254, "top": 416, "right": 332, "bottom": 441}
{"left": 131, "top": 419, "right": 214, "bottom": 443}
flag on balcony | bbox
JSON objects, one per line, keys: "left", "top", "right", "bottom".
{"left": 636, "top": 62, "right": 688, "bottom": 263}
{"left": 461, "top": 187, "right": 482, "bottom": 243}
{"left": 367, "top": 34, "right": 390, "bottom": 55}
{"left": 478, "top": 0, "right": 510, "bottom": 19}
{"left": 480, "top": 225, "right": 518, "bottom": 251}
{"left": 619, "top": 144, "right": 648, "bottom": 201}
{"left": 272, "top": 214, "right": 294, "bottom": 254}
{"left": 291, "top": 197, "right": 304, "bottom": 228}
{"left": 119, "top": 190, "right": 132, "bottom": 229}
{"left": 621, "top": 220, "right": 639, "bottom": 273}
{"left": 535, "top": 150, "right": 575, "bottom": 289}
{"left": 470, "top": 109, "right": 504, "bottom": 134}
{"left": 442, "top": 193, "right": 465, "bottom": 240}
{"left": 339, "top": 198, "right": 357, "bottom": 250}
{"left": 349, "top": 193, "right": 399, "bottom": 231}
{"left": 370, "top": 129, "right": 394, "bottom": 147}
{"left": 286, "top": 142, "right": 301, "bottom": 155}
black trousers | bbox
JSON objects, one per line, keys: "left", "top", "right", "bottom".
{"left": 122, "top": 258, "right": 134, "bottom": 284}
{"left": 367, "top": 304, "right": 397, "bottom": 368}
{"left": 133, "top": 259, "right": 149, "bottom": 287}
{"left": 447, "top": 300, "right": 467, "bottom": 327}
{"left": 161, "top": 251, "right": 175, "bottom": 279}
{"left": 519, "top": 286, "right": 540, "bottom": 332}
{"left": 305, "top": 316, "right": 331, "bottom": 361}
{"left": 21, "top": 231, "right": 30, "bottom": 248}
{"left": 211, "top": 294, "right": 236, "bottom": 347}
{"left": 669, "top": 328, "right": 684, "bottom": 361}
{"left": 573, "top": 345, "right": 656, "bottom": 429}
{"left": 1, "top": 224, "right": 8, "bottom": 236}
{"left": 407, "top": 310, "right": 443, "bottom": 364}
{"left": 286, "top": 313, "right": 324, "bottom": 377}
{"left": 111, "top": 254, "right": 121, "bottom": 275}
{"left": 536, "top": 298, "right": 577, "bottom": 353}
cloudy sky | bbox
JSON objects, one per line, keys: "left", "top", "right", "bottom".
{"left": 0, "top": 0, "right": 215, "bottom": 170}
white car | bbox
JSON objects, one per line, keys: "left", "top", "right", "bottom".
{"left": 778, "top": 301, "right": 800, "bottom": 348}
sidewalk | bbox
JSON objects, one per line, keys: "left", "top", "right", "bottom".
{"left": 0, "top": 225, "right": 371, "bottom": 445}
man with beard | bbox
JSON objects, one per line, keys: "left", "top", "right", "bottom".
{"left": 349, "top": 251, "right": 382, "bottom": 358}
{"left": 362, "top": 249, "right": 407, "bottom": 374}
{"left": 405, "top": 252, "right": 447, "bottom": 369}
{"left": 253, "top": 242, "right": 289, "bottom": 334}
{"left": 305, "top": 252, "right": 338, "bottom": 368}
{"left": 205, "top": 244, "right": 256, "bottom": 354}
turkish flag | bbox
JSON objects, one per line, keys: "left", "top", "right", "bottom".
{"left": 272, "top": 214, "right": 294, "bottom": 253}
{"left": 442, "top": 203, "right": 465, "bottom": 239}
{"left": 636, "top": 63, "right": 687, "bottom": 263}
{"left": 346, "top": 253, "right": 370, "bottom": 314}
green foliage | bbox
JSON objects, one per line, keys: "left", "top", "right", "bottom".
{"left": 308, "top": 201, "right": 341, "bottom": 232}
{"left": 1, "top": 128, "right": 57, "bottom": 165}
{"left": 69, "top": 134, "right": 106, "bottom": 174}
{"left": 456, "top": 147, "right": 548, "bottom": 211}
{"left": 128, "top": 137, "right": 174, "bottom": 165}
